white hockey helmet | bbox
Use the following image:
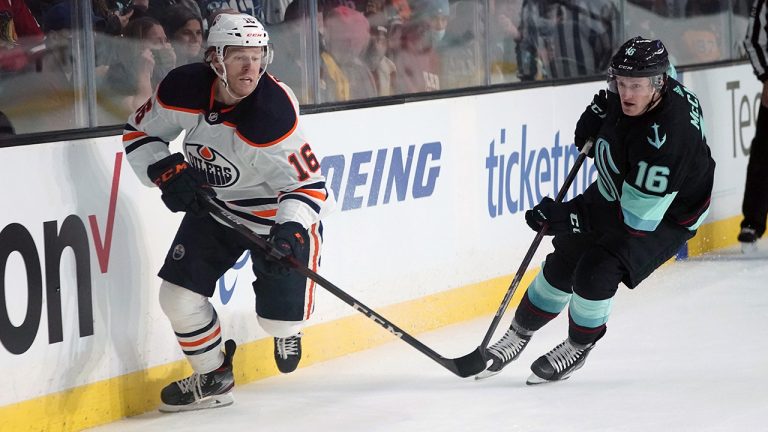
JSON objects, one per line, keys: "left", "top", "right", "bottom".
{"left": 206, "top": 13, "right": 273, "bottom": 66}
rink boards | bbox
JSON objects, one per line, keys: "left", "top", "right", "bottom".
{"left": 0, "top": 63, "right": 757, "bottom": 431}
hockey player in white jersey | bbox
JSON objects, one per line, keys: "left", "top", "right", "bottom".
{"left": 122, "top": 13, "right": 331, "bottom": 412}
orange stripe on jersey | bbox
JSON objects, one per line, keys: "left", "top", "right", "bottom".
{"left": 157, "top": 95, "right": 204, "bottom": 114}
{"left": 208, "top": 81, "right": 237, "bottom": 113}
{"left": 305, "top": 224, "right": 320, "bottom": 320}
{"left": 252, "top": 209, "right": 278, "bottom": 217}
{"left": 208, "top": 82, "right": 216, "bottom": 111}
{"left": 178, "top": 326, "right": 222, "bottom": 347}
{"left": 122, "top": 131, "right": 147, "bottom": 141}
{"left": 235, "top": 119, "right": 298, "bottom": 148}
{"left": 293, "top": 188, "right": 327, "bottom": 201}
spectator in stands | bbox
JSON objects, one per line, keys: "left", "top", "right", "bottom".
{"left": 393, "top": 0, "right": 448, "bottom": 93}
{"left": 100, "top": 16, "right": 176, "bottom": 121}
{"left": 516, "top": 0, "right": 620, "bottom": 81}
{"left": 440, "top": 0, "right": 485, "bottom": 89}
{"left": 268, "top": 0, "right": 311, "bottom": 102}
{"left": 0, "top": 0, "right": 80, "bottom": 133}
{"left": 680, "top": 1, "right": 727, "bottom": 63}
{"left": 489, "top": 0, "right": 522, "bottom": 83}
{"left": 159, "top": 4, "right": 204, "bottom": 65}
{"left": 625, "top": 0, "right": 728, "bottom": 65}
{"left": 146, "top": 0, "right": 202, "bottom": 19}
{"left": 365, "top": 20, "right": 397, "bottom": 96}
{"left": 319, "top": 5, "right": 377, "bottom": 102}
{"left": 0, "top": 0, "right": 44, "bottom": 73}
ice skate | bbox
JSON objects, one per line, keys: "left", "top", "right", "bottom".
{"left": 475, "top": 323, "right": 532, "bottom": 380}
{"left": 738, "top": 227, "right": 759, "bottom": 254}
{"left": 159, "top": 339, "right": 237, "bottom": 412}
{"left": 526, "top": 338, "right": 595, "bottom": 385}
{"left": 274, "top": 332, "right": 302, "bottom": 373}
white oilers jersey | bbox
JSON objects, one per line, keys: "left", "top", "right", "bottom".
{"left": 122, "top": 63, "right": 331, "bottom": 234}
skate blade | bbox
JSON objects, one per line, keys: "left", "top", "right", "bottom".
{"left": 525, "top": 373, "right": 571, "bottom": 386}
{"left": 159, "top": 393, "right": 234, "bottom": 413}
{"left": 474, "top": 368, "right": 502, "bottom": 381}
{"left": 741, "top": 242, "right": 759, "bottom": 254}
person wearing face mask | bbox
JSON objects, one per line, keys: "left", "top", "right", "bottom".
{"left": 100, "top": 16, "right": 176, "bottom": 121}
{"left": 319, "top": 5, "right": 377, "bottom": 102}
{"left": 392, "top": 0, "right": 448, "bottom": 93}
{"left": 122, "top": 13, "right": 332, "bottom": 412}
{"left": 476, "top": 37, "right": 715, "bottom": 385}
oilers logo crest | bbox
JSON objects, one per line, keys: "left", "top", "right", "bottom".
{"left": 185, "top": 143, "right": 240, "bottom": 187}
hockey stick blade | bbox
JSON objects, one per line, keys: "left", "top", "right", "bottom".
{"left": 475, "top": 140, "right": 593, "bottom": 364}
{"left": 201, "top": 197, "right": 486, "bottom": 378}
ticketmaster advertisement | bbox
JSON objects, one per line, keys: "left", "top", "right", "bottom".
{"left": 0, "top": 64, "right": 757, "bottom": 430}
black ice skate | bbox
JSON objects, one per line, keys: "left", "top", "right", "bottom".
{"left": 738, "top": 227, "right": 759, "bottom": 254}
{"left": 274, "top": 332, "right": 302, "bottom": 373}
{"left": 475, "top": 323, "right": 532, "bottom": 380}
{"left": 526, "top": 338, "right": 595, "bottom": 385}
{"left": 159, "top": 339, "right": 237, "bottom": 413}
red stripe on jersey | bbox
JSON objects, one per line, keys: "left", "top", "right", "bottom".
{"left": 122, "top": 131, "right": 147, "bottom": 141}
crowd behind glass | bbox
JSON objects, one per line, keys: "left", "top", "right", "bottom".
{"left": 0, "top": 0, "right": 754, "bottom": 137}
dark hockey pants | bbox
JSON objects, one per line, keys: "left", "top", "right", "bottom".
{"left": 741, "top": 103, "right": 768, "bottom": 238}
{"left": 514, "top": 222, "right": 693, "bottom": 345}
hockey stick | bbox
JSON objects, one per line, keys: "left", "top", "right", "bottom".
{"left": 201, "top": 196, "right": 487, "bottom": 378}
{"left": 477, "top": 140, "right": 594, "bottom": 352}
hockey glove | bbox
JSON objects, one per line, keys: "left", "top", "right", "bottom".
{"left": 574, "top": 90, "right": 608, "bottom": 158}
{"left": 147, "top": 153, "right": 213, "bottom": 216}
{"left": 525, "top": 197, "right": 587, "bottom": 236}
{"left": 254, "top": 222, "right": 309, "bottom": 279}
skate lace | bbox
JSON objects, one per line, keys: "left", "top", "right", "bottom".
{"left": 176, "top": 373, "right": 206, "bottom": 401}
{"left": 276, "top": 335, "right": 299, "bottom": 359}
{"left": 545, "top": 340, "right": 584, "bottom": 373}
{"left": 488, "top": 330, "right": 527, "bottom": 362}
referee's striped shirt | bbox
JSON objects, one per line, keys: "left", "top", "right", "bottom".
{"left": 518, "top": 0, "right": 621, "bottom": 80}
{"left": 745, "top": 0, "right": 768, "bottom": 81}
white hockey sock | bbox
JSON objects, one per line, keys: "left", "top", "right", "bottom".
{"left": 159, "top": 281, "right": 224, "bottom": 374}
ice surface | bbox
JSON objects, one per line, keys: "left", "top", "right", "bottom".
{"left": 89, "top": 242, "right": 768, "bottom": 432}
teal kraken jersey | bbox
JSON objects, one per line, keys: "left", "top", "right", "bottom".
{"left": 592, "top": 77, "right": 715, "bottom": 233}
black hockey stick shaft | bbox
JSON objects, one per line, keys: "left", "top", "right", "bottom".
{"left": 202, "top": 197, "right": 486, "bottom": 378}
{"left": 478, "top": 140, "right": 593, "bottom": 351}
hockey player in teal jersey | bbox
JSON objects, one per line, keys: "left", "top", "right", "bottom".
{"left": 477, "top": 37, "right": 715, "bottom": 384}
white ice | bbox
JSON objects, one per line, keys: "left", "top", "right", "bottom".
{"left": 89, "top": 242, "right": 768, "bottom": 432}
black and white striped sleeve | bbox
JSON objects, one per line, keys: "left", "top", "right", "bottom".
{"left": 745, "top": 0, "right": 768, "bottom": 82}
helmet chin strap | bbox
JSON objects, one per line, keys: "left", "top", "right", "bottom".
{"left": 641, "top": 77, "right": 666, "bottom": 115}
